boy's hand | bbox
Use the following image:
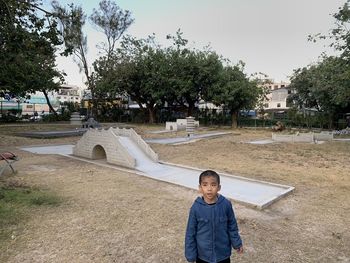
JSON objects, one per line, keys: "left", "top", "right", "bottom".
{"left": 235, "top": 246, "right": 244, "bottom": 254}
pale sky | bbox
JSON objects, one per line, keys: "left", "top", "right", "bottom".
{"left": 51, "top": 0, "right": 345, "bottom": 88}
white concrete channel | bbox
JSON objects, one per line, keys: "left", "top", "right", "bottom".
{"left": 21, "top": 140, "right": 294, "bottom": 209}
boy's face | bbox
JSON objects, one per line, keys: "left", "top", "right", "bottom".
{"left": 199, "top": 175, "right": 221, "bottom": 204}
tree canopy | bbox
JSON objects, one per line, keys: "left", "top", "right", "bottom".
{"left": 288, "top": 56, "right": 350, "bottom": 127}
{"left": 290, "top": 1, "right": 350, "bottom": 128}
{"left": 0, "top": 0, "right": 64, "bottom": 113}
{"left": 93, "top": 32, "right": 262, "bottom": 125}
{"left": 210, "top": 62, "right": 262, "bottom": 128}
{"left": 1, "top": 1, "right": 264, "bottom": 126}
{"left": 52, "top": 0, "right": 133, "bottom": 117}
{"left": 89, "top": 0, "right": 134, "bottom": 61}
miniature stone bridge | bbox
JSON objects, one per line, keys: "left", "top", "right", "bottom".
{"left": 73, "top": 127, "right": 158, "bottom": 169}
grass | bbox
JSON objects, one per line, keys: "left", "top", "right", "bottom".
{"left": 0, "top": 185, "right": 63, "bottom": 242}
{"left": 0, "top": 187, "right": 61, "bottom": 206}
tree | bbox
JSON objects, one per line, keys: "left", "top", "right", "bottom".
{"left": 94, "top": 32, "right": 225, "bottom": 123}
{"left": 165, "top": 31, "right": 223, "bottom": 116}
{"left": 110, "top": 36, "right": 169, "bottom": 123}
{"left": 328, "top": 0, "right": 350, "bottom": 59}
{"left": 294, "top": 1, "right": 350, "bottom": 128}
{"left": 89, "top": 0, "right": 134, "bottom": 62}
{"left": 167, "top": 48, "right": 223, "bottom": 117}
{"left": 0, "top": 0, "right": 64, "bottom": 114}
{"left": 52, "top": 0, "right": 133, "bottom": 118}
{"left": 52, "top": 2, "right": 92, "bottom": 101}
{"left": 308, "top": 1, "right": 350, "bottom": 59}
{"left": 288, "top": 56, "right": 350, "bottom": 128}
{"left": 210, "top": 62, "right": 261, "bottom": 128}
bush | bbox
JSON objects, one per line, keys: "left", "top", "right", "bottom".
{"left": 42, "top": 112, "right": 71, "bottom": 122}
{"left": 238, "top": 117, "right": 276, "bottom": 127}
{"left": 0, "top": 114, "right": 18, "bottom": 123}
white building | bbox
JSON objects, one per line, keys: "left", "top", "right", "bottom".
{"left": 263, "top": 81, "right": 292, "bottom": 111}
{"left": 53, "top": 84, "right": 83, "bottom": 104}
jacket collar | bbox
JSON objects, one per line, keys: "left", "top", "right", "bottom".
{"left": 195, "top": 194, "right": 224, "bottom": 205}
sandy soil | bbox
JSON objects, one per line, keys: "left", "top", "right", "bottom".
{"left": 0, "top": 123, "right": 349, "bottom": 263}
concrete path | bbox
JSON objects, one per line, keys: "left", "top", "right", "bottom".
{"left": 145, "top": 132, "right": 232, "bottom": 145}
{"left": 21, "top": 140, "right": 294, "bottom": 209}
{"left": 248, "top": 139, "right": 275, "bottom": 145}
{"left": 16, "top": 129, "right": 88, "bottom": 138}
{"left": 334, "top": 138, "right": 350, "bottom": 141}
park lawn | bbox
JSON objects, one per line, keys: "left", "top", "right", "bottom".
{"left": 0, "top": 123, "right": 349, "bottom": 262}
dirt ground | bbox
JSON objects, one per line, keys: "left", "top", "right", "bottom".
{"left": 0, "top": 123, "right": 349, "bottom": 263}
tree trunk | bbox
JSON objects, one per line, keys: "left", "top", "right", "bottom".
{"left": 148, "top": 106, "right": 156, "bottom": 124}
{"left": 187, "top": 101, "right": 195, "bottom": 117}
{"left": 328, "top": 114, "right": 334, "bottom": 130}
{"left": 42, "top": 89, "right": 57, "bottom": 115}
{"left": 231, "top": 111, "right": 238, "bottom": 129}
{"left": 79, "top": 44, "right": 98, "bottom": 119}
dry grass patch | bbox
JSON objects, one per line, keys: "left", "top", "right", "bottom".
{"left": 0, "top": 124, "right": 349, "bottom": 262}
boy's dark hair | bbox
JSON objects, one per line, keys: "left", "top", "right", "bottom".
{"left": 199, "top": 170, "right": 220, "bottom": 185}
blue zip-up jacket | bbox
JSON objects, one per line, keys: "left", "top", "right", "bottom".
{"left": 185, "top": 195, "right": 242, "bottom": 263}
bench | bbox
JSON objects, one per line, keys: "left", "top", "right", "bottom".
{"left": 0, "top": 152, "right": 19, "bottom": 176}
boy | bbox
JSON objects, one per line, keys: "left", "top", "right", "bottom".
{"left": 185, "top": 170, "right": 243, "bottom": 263}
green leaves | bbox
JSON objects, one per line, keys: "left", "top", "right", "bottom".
{"left": 289, "top": 56, "right": 350, "bottom": 127}
{"left": 210, "top": 64, "right": 261, "bottom": 127}
{"left": 0, "top": 0, "right": 63, "bottom": 99}
{"left": 89, "top": 0, "right": 134, "bottom": 58}
{"left": 93, "top": 31, "right": 263, "bottom": 124}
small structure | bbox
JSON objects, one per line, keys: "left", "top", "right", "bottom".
{"left": 272, "top": 131, "right": 333, "bottom": 143}
{"left": 73, "top": 127, "right": 158, "bottom": 169}
{"left": 186, "top": 116, "right": 195, "bottom": 137}
{"left": 314, "top": 131, "right": 334, "bottom": 141}
{"left": 272, "top": 121, "right": 285, "bottom": 132}
{"left": 82, "top": 117, "right": 101, "bottom": 128}
{"left": 70, "top": 112, "right": 82, "bottom": 125}
{"left": 165, "top": 118, "right": 199, "bottom": 131}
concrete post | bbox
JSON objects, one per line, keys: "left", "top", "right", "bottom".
{"left": 186, "top": 116, "right": 195, "bottom": 138}
{"left": 70, "top": 112, "right": 82, "bottom": 125}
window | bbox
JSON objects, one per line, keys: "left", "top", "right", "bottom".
{"left": 277, "top": 103, "right": 281, "bottom": 108}
{"left": 274, "top": 85, "right": 278, "bottom": 89}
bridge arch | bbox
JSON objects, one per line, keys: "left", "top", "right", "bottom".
{"left": 92, "top": 144, "right": 106, "bottom": 160}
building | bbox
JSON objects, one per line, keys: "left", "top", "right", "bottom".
{"left": 263, "top": 81, "right": 292, "bottom": 111}
{"left": 21, "top": 96, "right": 53, "bottom": 116}
{"left": 1, "top": 84, "right": 84, "bottom": 117}
{"left": 54, "top": 84, "right": 83, "bottom": 104}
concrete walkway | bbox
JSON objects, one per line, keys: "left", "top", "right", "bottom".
{"left": 145, "top": 132, "right": 232, "bottom": 145}
{"left": 248, "top": 139, "right": 275, "bottom": 145}
{"left": 17, "top": 129, "right": 87, "bottom": 138}
{"left": 21, "top": 141, "right": 294, "bottom": 209}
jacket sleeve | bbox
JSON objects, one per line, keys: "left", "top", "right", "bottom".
{"left": 226, "top": 201, "right": 243, "bottom": 249}
{"left": 185, "top": 206, "right": 197, "bottom": 262}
